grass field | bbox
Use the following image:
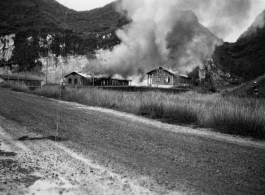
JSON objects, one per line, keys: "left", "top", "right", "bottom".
{"left": 1, "top": 83, "right": 265, "bottom": 139}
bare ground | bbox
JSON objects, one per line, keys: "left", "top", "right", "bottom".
{"left": 0, "top": 88, "right": 265, "bottom": 195}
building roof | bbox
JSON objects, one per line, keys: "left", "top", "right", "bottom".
{"left": 64, "top": 72, "right": 132, "bottom": 81}
{"left": 179, "top": 74, "right": 191, "bottom": 79}
{"left": 146, "top": 67, "right": 191, "bottom": 79}
{"left": 146, "top": 67, "right": 175, "bottom": 76}
{"left": 0, "top": 74, "right": 44, "bottom": 81}
{"left": 64, "top": 72, "right": 92, "bottom": 79}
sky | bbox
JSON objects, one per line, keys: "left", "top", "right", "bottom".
{"left": 56, "top": 0, "right": 114, "bottom": 11}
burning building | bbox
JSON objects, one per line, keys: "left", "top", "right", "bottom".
{"left": 146, "top": 67, "right": 192, "bottom": 87}
{"left": 64, "top": 72, "right": 92, "bottom": 86}
{"left": 65, "top": 72, "right": 132, "bottom": 87}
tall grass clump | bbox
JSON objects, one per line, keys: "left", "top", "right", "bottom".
{"left": 60, "top": 87, "right": 89, "bottom": 104}
{"left": 201, "top": 96, "right": 265, "bottom": 139}
{"left": 34, "top": 86, "right": 141, "bottom": 113}
{"left": 138, "top": 91, "right": 265, "bottom": 139}
{"left": 2, "top": 83, "right": 265, "bottom": 139}
{"left": 139, "top": 92, "right": 198, "bottom": 124}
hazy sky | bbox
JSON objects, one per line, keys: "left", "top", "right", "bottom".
{"left": 56, "top": 0, "right": 114, "bottom": 11}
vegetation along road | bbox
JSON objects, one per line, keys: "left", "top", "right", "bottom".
{"left": 0, "top": 88, "right": 265, "bottom": 195}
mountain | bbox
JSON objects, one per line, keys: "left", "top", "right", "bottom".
{"left": 0, "top": 0, "right": 128, "bottom": 37}
{"left": 1, "top": 0, "right": 264, "bottom": 87}
{"left": 0, "top": 0, "right": 128, "bottom": 71}
{"left": 213, "top": 10, "right": 265, "bottom": 81}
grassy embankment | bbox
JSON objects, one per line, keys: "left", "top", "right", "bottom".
{"left": 1, "top": 82, "right": 265, "bottom": 139}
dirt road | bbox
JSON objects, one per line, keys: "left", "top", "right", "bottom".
{"left": 0, "top": 88, "right": 265, "bottom": 194}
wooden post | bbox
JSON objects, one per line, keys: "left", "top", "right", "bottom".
{"left": 46, "top": 56, "right": 48, "bottom": 84}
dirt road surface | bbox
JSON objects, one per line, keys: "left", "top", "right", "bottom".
{"left": 0, "top": 88, "right": 265, "bottom": 195}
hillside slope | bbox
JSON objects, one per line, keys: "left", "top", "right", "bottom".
{"left": 0, "top": 0, "right": 128, "bottom": 36}
{"left": 224, "top": 74, "right": 265, "bottom": 98}
{"left": 213, "top": 10, "right": 265, "bottom": 81}
{"left": 0, "top": 0, "right": 128, "bottom": 71}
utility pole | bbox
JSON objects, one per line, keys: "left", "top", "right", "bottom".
{"left": 46, "top": 37, "right": 52, "bottom": 84}
{"left": 5, "top": 66, "right": 9, "bottom": 82}
{"left": 92, "top": 67, "right": 94, "bottom": 87}
{"left": 46, "top": 53, "right": 48, "bottom": 84}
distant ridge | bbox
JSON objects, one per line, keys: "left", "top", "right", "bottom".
{"left": 213, "top": 9, "right": 265, "bottom": 81}
{"left": 0, "top": 0, "right": 128, "bottom": 71}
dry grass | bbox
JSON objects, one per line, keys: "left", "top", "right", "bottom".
{"left": 2, "top": 83, "right": 265, "bottom": 139}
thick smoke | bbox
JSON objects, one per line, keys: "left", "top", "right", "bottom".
{"left": 165, "top": 10, "right": 221, "bottom": 73}
{"left": 85, "top": 0, "right": 264, "bottom": 80}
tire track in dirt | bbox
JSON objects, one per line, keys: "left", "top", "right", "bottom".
{"left": 0, "top": 119, "right": 184, "bottom": 195}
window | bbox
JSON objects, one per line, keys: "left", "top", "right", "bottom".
{"left": 165, "top": 76, "right": 170, "bottom": 83}
{"left": 68, "top": 78, "right": 72, "bottom": 84}
{"left": 74, "top": 78, "right": 78, "bottom": 85}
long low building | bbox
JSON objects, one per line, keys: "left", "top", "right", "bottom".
{"left": 64, "top": 72, "right": 132, "bottom": 86}
{"left": 146, "top": 67, "right": 192, "bottom": 87}
{"left": 0, "top": 74, "right": 44, "bottom": 86}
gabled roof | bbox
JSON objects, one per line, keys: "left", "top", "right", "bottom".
{"left": 146, "top": 67, "right": 175, "bottom": 76}
{"left": 64, "top": 72, "right": 91, "bottom": 78}
{"left": 146, "top": 67, "right": 191, "bottom": 78}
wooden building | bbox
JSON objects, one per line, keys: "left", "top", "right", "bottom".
{"left": 64, "top": 72, "right": 132, "bottom": 87}
{"left": 64, "top": 72, "right": 92, "bottom": 86}
{"left": 0, "top": 74, "right": 44, "bottom": 86}
{"left": 146, "top": 67, "right": 192, "bottom": 87}
{"left": 96, "top": 77, "right": 131, "bottom": 86}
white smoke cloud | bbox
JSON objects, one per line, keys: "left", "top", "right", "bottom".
{"left": 84, "top": 0, "right": 265, "bottom": 80}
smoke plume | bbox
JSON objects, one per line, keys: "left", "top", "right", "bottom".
{"left": 85, "top": 0, "right": 264, "bottom": 80}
